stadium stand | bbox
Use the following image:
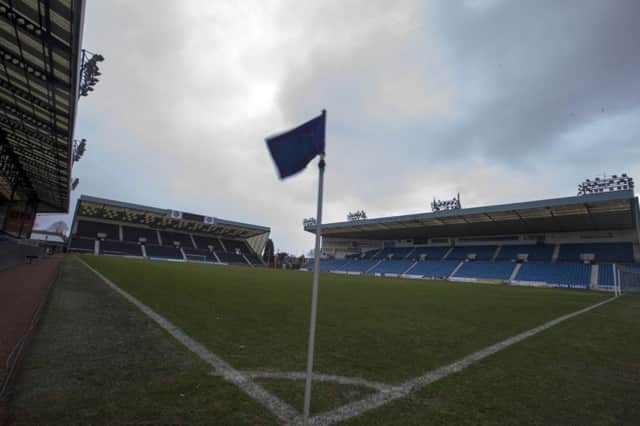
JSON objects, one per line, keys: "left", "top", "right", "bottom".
{"left": 341, "top": 259, "right": 379, "bottom": 273}
{"left": 406, "top": 260, "right": 459, "bottom": 278}
{"left": 303, "top": 188, "right": 640, "bottom": 292}
{"left": 316, "top": 259, "right": 349, "bottom": 272}
{"left": 159, "top": 231, "right": 193, "bottom": 248}
{"left": 447, "top": 245, "right": 497, "bottom": 260}
{"left": 496, "top": 244, "right": 554, "bottom": 261}
{"left": 144, "top": 245, "right": 183, "bottom": 260}
{"left": 557, "top": 242, "right": 634, "bottom": 263}
{"left": 183, "top": 247, "right": 218, "bottom": 262}
{"left": 76, "top": 221, "right": 119, "bottom": 240}
{"left": 219, "top": 238, "right": 248, "bottom": 253}
{"left": 410, "top": 246, "right": 449, "bottom": 260}
{"left": 515, "top": 263, "right": 591, "bottom": 288}
{"left": 598, "top": 263, "right": 615, "bottom": 288}
{"left": 122, "top": 226, "right": 159, "bottom": 244}
{"left": 374, "top": 247, "right": 415, "bottom": 259}
{"left": 360, "top": 249, "right": 381, "bottom": 259}
{"left": 68, "top": 237, "right": 96, "bottom": 253}
{"left": 192, "top": 235, "right": 224, "bottom": 251}
{"left": 100, "top": 240, "right": 142, "bottom": 256}
{"left": 68, "top": 196, "right": 268, "bottom": 266}
{"left": 453, "top": 261, "right": 515, "bottom": 280}
{"left": 216, "top": 251, "right": 248, "bottom": 264}
{"left": 369, "top": 260, "right": 415, "bottom": 275}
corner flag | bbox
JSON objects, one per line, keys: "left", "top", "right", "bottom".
{"left": 265, "top": 110, "right": 326, "bottom": 425}
{"left": 266, "top": 112, "right": 326, "bottom": 179}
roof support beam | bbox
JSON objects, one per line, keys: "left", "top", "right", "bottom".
{"left": 0, "top": 135, "right": 37, "bottom": 201}
{"left": 0, "top": 78, "right": 69, "bottom": 118}
{"left": 0, "top": 46, "right": 70, "bottom": 90}
{"left": 0, "top": 1, "right": 72, "bottom": 48}
{"left": 0, "top": 98, "right": 66, "bottom": 136}
{"left": 0, "top": 113, "right": 62, "bottom": 146}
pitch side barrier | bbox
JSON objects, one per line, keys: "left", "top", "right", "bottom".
{"left": 0, "top": 237, "right": 44, "bottom": 272}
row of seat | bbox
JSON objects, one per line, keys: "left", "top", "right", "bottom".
{"left": 357, "top": 242, "right": 635, "bottom": 263}
{"left": 73, "top": 220, "right": 260, "bottom": 261}
{"left": 311, "top": 258, "right": 636, "bottom": 289}
{"left": 68, "top": 237, "right": 253, "bottom": 265}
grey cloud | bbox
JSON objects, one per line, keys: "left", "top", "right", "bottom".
{"left": 37, "top": 1, "right": 640, "bottom": 255}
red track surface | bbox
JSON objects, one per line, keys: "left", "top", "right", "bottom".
{"left": 0, "top": 255, "right": 62, "bottom": 425}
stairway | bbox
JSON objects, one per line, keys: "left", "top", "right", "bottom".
{"left": 509, "top": 263, "right": 522, "bottom": 281}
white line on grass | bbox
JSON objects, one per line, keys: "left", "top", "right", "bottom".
{"left": 78, "top": 258, "right": 301, "bottom": 425}
{"left": 309, "top": 295, "right": 619, "bottom": 426}
{"left": 241, "top": 371, "right": 391, "bottom": 392}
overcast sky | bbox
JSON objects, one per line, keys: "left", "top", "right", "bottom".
{"left": 37, "top": 0, "right": 640, "bottom": 254}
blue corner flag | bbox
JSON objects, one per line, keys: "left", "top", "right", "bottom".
{"left": 266, "top": 112, "right": 326, "bottom": 179}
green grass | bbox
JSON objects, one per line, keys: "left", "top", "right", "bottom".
{"left": 344, "top": 295, "right": 640, "bottom": 425}
{"left": 10, "top": 257, "right": 278, "bottom": 425}
{"left": 16, "top": 255, "right": 635, "bottom": 424}
{"left": 80, "top": 255, "right": 606, "bottom": 384}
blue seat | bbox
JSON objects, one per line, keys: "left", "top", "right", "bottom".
{"left": 516, "top": 263, "right": 591, "bottom": 288}
{"left": 369, "top": 260, "right": 415, "bottom": 275}
{"left": 374, "top": 247, "right": 416, "bottom": 259}
{"left": 598, "top": 263, "right": 615, "bottom": 287}
{"left": 341, "top": 259, "right": 380, "bottom": 273}
{"left": 557, "top": 243, "right": 633, "bottom": 263}
{"left": 410, "top": 246, "right": 449, "bottom": 260}
{"left": 406, "top": 260, "right": 459, "bottom": 278}
{"left": 447, "top": 246, "right": 497, "bottom": 260}
{"left": 453, "top": 261, "right": 515, "bottom": 280}
{"left": 496, "top": 244, "right": 554, "bottom": 261}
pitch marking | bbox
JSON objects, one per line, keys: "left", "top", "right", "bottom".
{"left": 78, "top": 257, "right": 618, "bottom": 426}
{"left": 309, "top": 295, "right": 619, "bottom": 426}
{"left": 78, "top": 258, "right": 301, "bottom": 424}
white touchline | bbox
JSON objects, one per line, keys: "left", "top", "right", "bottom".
{"left": 309, "top": 295, "right": 619, "bottom": 426}
{"left": 78, "top": 258, "right": 301, "bottom": 425}
{"left": 78, "top": 257, "right": 619, "bottom": 426}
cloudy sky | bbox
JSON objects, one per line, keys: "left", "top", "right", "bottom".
{"left": 38, "top": 0, "right": 640, "bottom": 254}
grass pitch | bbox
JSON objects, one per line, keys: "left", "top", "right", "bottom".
{"left": 12, "top": 255, "right": 639, "bottom": 424}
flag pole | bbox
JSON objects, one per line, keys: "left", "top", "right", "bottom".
{"left": 303, "top": 110, "right": 326, "bottom": 425}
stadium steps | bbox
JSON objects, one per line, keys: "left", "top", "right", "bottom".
{"left": 551, "top": 244, "right": 560, "bottom": 262}
{"left": 218, "top": 238, "right": 227, "bottom": 252}
{"left": 403, "top": 248, "right": 416, "bottom": 259}
{"left": 212, "top": 251, "right": 221, "bottom": 263}
{"left": 180, "top": 247, "right": 187, "bottom": 261}
{"left": 156, "top": 230, "right": 163, "bottom": 245}
{"left": 141, "top": 245, "right": 147, "bottom": 257}
{"left": 509, "top": 263, "right": 522, "bottom": 281}
{"left": 492, "top": 245, "right": 502, "bottom": 261}
{"left": 448, "top": 261, "right": 465, "bottom": 278}
{"left": 402, "top": 261, "right": 418, "bottom": 275}
{"left": 442, "top": 246, "right": 454, "bottom": 260}
{"left": 590, "top": 264, "right": 599, "bottom": 289}
{"left": 365, "top": 259, "right": 383, "bottom": 274}
{"left": 189, "top": 234, "right": 198, "bottom": 249}
{"left": 242, "top": 253, "right": 253, "bottom": 267}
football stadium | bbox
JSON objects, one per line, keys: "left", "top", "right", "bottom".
{"left": 305, "top": 189, "right": 640, "bottom": 292}
{"left": 1, "top": 2, "right": 640, "bottom": 426}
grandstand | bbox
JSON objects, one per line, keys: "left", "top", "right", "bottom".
{"left": 67, "top": 195, "right": 269, "bottom": 266}
{"left": 304, "top": 190, "right": 640, "bottom": 291}
{"left": 0, "top": 0, "right": 85, "bottom": 270}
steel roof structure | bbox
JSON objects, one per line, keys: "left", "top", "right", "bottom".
{"left": 305, "top": 191, "right": 640, "bottom": 241}
{"left": 75, "top": 195, "right": 271, "bottom": 239}
{"left": 0, "top": 0, "right": 84, "bottom": 212}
